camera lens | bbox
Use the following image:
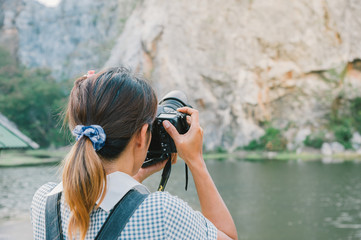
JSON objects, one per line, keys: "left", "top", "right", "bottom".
{"left": 159, "top": 90, "right": 188, "bottom": 110}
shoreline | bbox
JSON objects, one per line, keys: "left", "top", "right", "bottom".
{"left": 204, "top": 149, "right": 361, "bottom": 162}
{"left": 0, "top": 149, "right": 65, "bottom": 167}
{"left": 1, "top": 148, "right": 361, "bottom": 167}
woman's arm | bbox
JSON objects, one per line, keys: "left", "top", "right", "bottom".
{"left": 133, "top": 159, "right": 167, "bottom": 183}
{"left": 163, "top": 107, "right": 238, "bottom": 240}
{"left": 133, "top": 154, "right": 177, "bottom": 183}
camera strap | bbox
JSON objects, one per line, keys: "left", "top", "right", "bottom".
{"left": 158, "top": 156, "right": 172, "bottom": 191}
{"left": 185, "top": 163, "right": 188, "bottom": 191}
{"left": 157, "top": 154, "right": 189, "bottom": 191}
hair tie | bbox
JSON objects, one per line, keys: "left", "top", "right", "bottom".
{"left": 72, "top": 125, "right": 106, "bottom": 151}
{"left": 84, "top": 70, "right": 96, "bottom": 78}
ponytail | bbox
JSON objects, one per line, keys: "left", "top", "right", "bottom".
{"left": 62, "top": 67, "right": 158, "bottom": 239}
{"left": 62, "top": 138, "right": 106, "bottom": 240}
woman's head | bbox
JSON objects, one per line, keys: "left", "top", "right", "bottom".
{"left": 67, "top": 67, "right": 157, "bottom": 159}
{"left": 63, "top": 67, "right": 157, "bottom": 239}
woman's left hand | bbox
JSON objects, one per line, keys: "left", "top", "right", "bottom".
{"left": 133, "top": 153, "right": 177, "bottom": 183}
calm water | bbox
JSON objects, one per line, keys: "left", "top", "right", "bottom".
{"left": 1, "top": 159, "right": 361, "bottom": 240}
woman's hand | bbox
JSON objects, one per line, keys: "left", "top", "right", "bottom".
{"left": 133, "top": 153, "right": 177, "bottom": 183}
{"left": 162, "top": 107, "right": 205, "bottom": 171}
{"left": 163, "top": 107, "right": 238, "bottom": 239}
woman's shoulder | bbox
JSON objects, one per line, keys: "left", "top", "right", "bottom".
{"left": 146, "top": 190, "right": 199, "bottom": 217}
{"left": 32, "top": 182, "right": 58, "bottom": 207}
{"left": 137, "top": 190, "right": 194, "bottom": 221}
{"left": 145, "top": 191, "right": 188, "bottom": 209}
{"left": 31, "top": 182, "right": 58, "bottom": 239}
{"left": 142, "top": 191, "right": 218, "bottom": 239}
{"left": 34, "top": 182, "right": 58, "bottom": 196}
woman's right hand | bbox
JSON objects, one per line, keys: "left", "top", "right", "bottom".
{"left": 162, "top": 107, "right": 206, "bottom": 171}
{"left": 163, "top": 107, "right": 238, "bottom": 240}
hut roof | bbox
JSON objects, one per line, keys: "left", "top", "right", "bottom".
{"left": 0, "top": 113, "right": 39, "bottom": 149}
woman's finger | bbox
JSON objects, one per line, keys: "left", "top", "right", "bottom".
{"left": 177, "top": 107, "right": 199, "bottom": 125}
{"left": 186, "top": 116, "right": 191, "bottom": 125}
{"left": 163, "top": 120, "right": 180, "bottom": 142}
{"left": 171, "top": 153, "right": 178, "bottom": 164}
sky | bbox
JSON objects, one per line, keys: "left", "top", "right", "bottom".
{"left": 35, "top": 0, "right": 61, "bottom": 7}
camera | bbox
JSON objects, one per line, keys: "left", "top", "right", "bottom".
{"left": 142, "top": 90, "right": 190, "bottom": 168}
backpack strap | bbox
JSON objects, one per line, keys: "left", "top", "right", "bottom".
{"left": 95, "top": 185, "right": 149, "bottom": 240}
{"left": 45, "top": 192, "right": 64, "bottom": 240}
{"left": 45, "top": 185, "right": 149, "bottom": 240}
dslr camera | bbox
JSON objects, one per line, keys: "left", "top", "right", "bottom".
{"left": 142, "top": 90, "right": 190, "bottom": 167}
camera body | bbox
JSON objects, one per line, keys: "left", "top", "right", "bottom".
{"left": 142, "top": 91, "right": 190, "bottom": 168}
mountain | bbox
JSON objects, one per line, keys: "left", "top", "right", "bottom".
{"left": 2, "top": 0, "right": 361, "bottom": 151}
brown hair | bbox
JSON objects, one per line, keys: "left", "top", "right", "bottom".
{"left": 63, "top": 67, "right": 157, "bottom": 239}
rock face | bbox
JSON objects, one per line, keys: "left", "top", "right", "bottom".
{"left": 2, "top": 0, "right": 361, "bottom": 150}
{"left": 1, "top": 0, "right": 139, "bottom": 79}
{"left": 105, "top": 0, "right": 361, "bottom": 150}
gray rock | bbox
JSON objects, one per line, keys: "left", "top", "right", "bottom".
{"left": 351, "top": 132, "right": 361, "bottom": 150}
{"left": 321, "top": 143, "right": 332, "bottom": 156}
{"left": 296, "top": 147, "right": 303, "bottom": 154}
{"left": 294, "top": 128, "right": 311, "bottom": 146}
{"left": 287, "top": 142, "right": 295, "bottom": 151}
{"left": 330, "top": 142, "right": 345, "bottom": 153}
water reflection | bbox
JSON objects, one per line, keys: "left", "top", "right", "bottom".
{"left": 1, "top": 159, "right": 361, "bottom": 240}
{"left": 0, "top": 165, "right": 60, "bottom": 221}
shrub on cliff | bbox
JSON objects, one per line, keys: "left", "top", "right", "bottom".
{"left": 244, "top": 126, "right": 287, "bottom": 151}
{"left": 328, "top": 97, "right": 361, "bottom": 149}
{"left": 350, "top": 97, "right": 361, "bottom": 134}
{"left": 304, "top": 131, "right": 325, "bottom": 149}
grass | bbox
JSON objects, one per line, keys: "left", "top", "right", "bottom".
{"left": 0, "top": 149, "right": 68, "bottom": 167}
{"left": 204, "top": 150, "right": 361, "bottom": 162}
{"left": 1, "top": 148, "right": 361, "bottom": 168}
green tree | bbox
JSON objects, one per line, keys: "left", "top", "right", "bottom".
{"left": 0, "top": 48, "right": 70, "bottom": 147}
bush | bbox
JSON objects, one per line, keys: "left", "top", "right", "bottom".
{"left": 215, "top": 146, "right": 227, "bottom": 153}
{"left": 243, "top": 139, "right": 263, "bottom": 151}
{"left": 304, "top": 132, "right": 325, "bottom": 149}
{"left": 244, "top": 127, "right": 287, "bottom": 151}
{"left": 350, "top": 97, "right": 361, "bottom": 133}
{"left": 261, "top": 127, "right": 287, "bottom": 151}
{"left": 332, "top": 123, "right": 353, "bottom": 149}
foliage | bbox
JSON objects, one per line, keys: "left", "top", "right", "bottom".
{"left": 327, "top": 96, "right": 361, "bottom": 149}
{"left": 327, "top": 97, "right": 361, "bottom": 149}
{"left": 330, "top": 118, "right": 353, "bottom": 149}
{"left": 244, "top": 127, "right": 287, "bottom": 151}
{"left": 350, "top": 97, "right": 361, "bottom": 134}
{"left": 304, "top": 131, "right": 325, "bottom": 149}
{"left": 215, "top": 146, "right": 227, "bottom": 153}
{"left": 261, "top": 127, "right": 287, "bottom": 151}
{"left": 0, "top": 48, "right": 70, "bottom": 148}
{"left": 243, "top": 139, "right": 262, "bottom": 151}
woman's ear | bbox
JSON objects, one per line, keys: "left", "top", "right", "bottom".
{"left": 136, "top": 123, "right": 150, "bottom": 149}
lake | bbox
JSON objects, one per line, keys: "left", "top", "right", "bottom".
{"left": 1, "top": 159, "right": 361, "bottom": 240}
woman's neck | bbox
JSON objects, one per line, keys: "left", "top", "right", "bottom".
{"left": 103, "top": 148, "right": 136, "bottom": 176}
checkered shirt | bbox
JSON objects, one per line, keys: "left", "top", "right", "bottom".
{"left": 31, "top": 182, "right": 218, "bottom": 239}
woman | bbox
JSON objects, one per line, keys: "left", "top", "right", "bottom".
{"left": 31, "top": 67, "right": 238, "bottom": 240}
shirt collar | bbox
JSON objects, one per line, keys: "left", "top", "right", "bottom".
{"left": 47, "top": 171, "right": 149, "bottom": 212}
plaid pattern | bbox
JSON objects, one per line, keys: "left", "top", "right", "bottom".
{"left": 31, "top": 182, "right": 218, "bottom": 239}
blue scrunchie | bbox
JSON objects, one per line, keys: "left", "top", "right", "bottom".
{"left": 72, "top": 125, "right": 106, "bottom": 151}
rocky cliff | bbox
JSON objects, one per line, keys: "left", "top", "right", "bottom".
{"left": 0, "top": 0, "right": 139, "bottom": 79}
{"left": 2, "top": 0, "right": 361, "bottom": 151}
